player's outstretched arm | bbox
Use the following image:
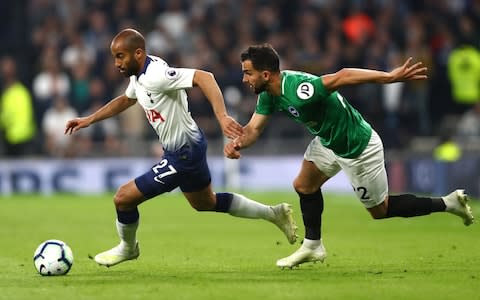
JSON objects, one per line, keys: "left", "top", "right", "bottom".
{"left": 224, "top": 113, "right": 268, "bottom": 159}
{"left": 192, "top": 70, "right": 243, "bottom": 139}
{"left": 65, "top": 95, "right": 136, "bottom": 135}
{"left": 321, "top": 57, "right": 428, "bottom": 91}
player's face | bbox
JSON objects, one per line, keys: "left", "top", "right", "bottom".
{"left": 241, "top": 60, "right": 268, "bottom": 94}
{"left": 111, "top": 43, "right": 140, "bottom": 77}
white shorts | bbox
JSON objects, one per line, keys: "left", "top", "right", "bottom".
{"left": 304, "top": 130, "right": 388, "bottom": 208}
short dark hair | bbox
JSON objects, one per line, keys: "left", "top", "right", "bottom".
{"left": 240, "top": 44, "right": 280, "bottom": 72}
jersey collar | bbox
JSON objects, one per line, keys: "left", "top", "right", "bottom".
{"left": 138, "top": 55, "right": 152, "bottom": 77}
{"left": 281, "top": 72, "right": 286, "bottom": 95}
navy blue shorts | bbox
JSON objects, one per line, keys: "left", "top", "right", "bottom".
{"left": 134, "top": 134, "right": 211, "bottom": 199}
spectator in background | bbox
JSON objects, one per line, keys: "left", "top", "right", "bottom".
{"left": 447, "top": 16, "right": 480, "bottom": 114}
{"left": 42, "top": 95, "right": 77, "bottom": 157}
{"left": 145, "top": 19, "right": 173, "bottom": 57}
{"left": 3, "top": 1, "right": 480, "bottom": 157}
{"left": 84, "top": 10, "right": 112, "bottom": 54}
{"left": 62, "top": 30, "right": 96, "bottom": 70}
{"left": 88, "top": 76, "right": 108, "bottom": 106}
{"left": 433, "top": 132, "right": 462, "bottom": 196}
{"left": 32, "top": 48, "right": 71, "bottom": 126}
{"left": 382, "top": 52, "right": 405, "bottom": 148}
{"left": 155, "top": 0, "right": 188, "bottom": 44}
{"left": 69, "top": 60, "right": 91, "bottom": 114}
{"left": 187, "top": 87, "right": 221, "bottom": 140}
{"left": 77, "top": 99, "right": 123, "bottom": 156}
{"left": 342, "top": 5, "right": 375, "bottom": 46}
{"left": 404, "top": 14, "right": 433, "bottom": 136}
{"left": 118, "top": 94, "right": 148, "bottom": 156}
{"left": 456, "top": 102, "right": 480, "bottom": 141}
{"left": 447, "top": 43, "right": 480, "bottom": 113}
{"left": 101, "top": 61, "right": 124, "bottom": 100}
{"left": 0, "top": 56, "right": 36, "bottom": 156}
{"left": 133, "top": 0, "right": 157, "bottom": 34}
{"left": 83, "top": 9, "right": 112, "bottom": 74}
{"left": 434, "top": 134, "right": 462, "bottom": 163}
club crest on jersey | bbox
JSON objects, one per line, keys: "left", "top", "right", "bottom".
{"left": 288, "top": 106, "right": 300, "bottom": 117}
{"left": 297, "top": 82, "right": 314, "bottom": 100}
{"left": 165, "top": 68, "right": 178, "bottom": 80}
{"left": 146, "top": 91, "right": 154, "bottom": 104}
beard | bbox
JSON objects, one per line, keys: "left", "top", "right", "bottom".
{"left": 253, "top": 81, "right": 268, "bottom": 94}
{"left": 123, "top": 60, "right": 140, "bottom": 77}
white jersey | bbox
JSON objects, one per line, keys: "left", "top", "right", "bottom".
{"left": 125, "top": 55, "right": 201, "bottom": 151}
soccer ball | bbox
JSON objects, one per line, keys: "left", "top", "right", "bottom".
{"left": 33, "top": 240, "right": 74, "bottom": 276}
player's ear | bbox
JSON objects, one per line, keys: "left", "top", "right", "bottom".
{"left": 262, "top": 70, "right": 270, "bottom": 80}
{"left": 134, "top": 48, "right": 144, "bottom": 60}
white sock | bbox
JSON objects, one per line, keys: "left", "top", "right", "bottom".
{"left": 228, "top": 193, "right": 275, "bottom": 220}
{"left": 302, "top": 238, "right": 321, "bottom": 249}
{"left": 116, "top": 219, "right": 138, "bottom": 251}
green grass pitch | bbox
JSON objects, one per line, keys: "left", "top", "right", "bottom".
{"left": 0, "top": 191, "right": 479, "bottom": 300}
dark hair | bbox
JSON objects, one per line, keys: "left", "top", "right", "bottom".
{"left": 240, "top": 43, "right": 280, "bottom": 72}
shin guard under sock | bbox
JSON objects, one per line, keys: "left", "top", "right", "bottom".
{"left": 298, "top": 189, "right": 324, "bottom": 240}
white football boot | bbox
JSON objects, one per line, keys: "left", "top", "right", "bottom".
{"left": 276, "top": 239, "right": 326, "bottom": 269}
{"left": 94, "top": 242, "right": 140, "bottom": 267}
{"left": 270, "top": 203, "right": 298, "bottom": 244}
{"left": 443, "top": 189, "right": 474, "bottom": 226}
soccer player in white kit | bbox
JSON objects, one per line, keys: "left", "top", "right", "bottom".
{"left": 65, "top": 29, "right": 297, "bottom": 267}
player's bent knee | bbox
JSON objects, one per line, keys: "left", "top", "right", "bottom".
{"left": 370, "top": 213, "right": 387, "bottom": 220}
{"left": 367, "top": 201, "right": 388, "bottom": 219}
{"left": 190, "top": 202, "right": 215, "bottom": 211}
{"left": 293, "top": 180, "right": 319, "bottom": 195}
{"left": 184, "top": 190, "right": 217, "bottom": 212}
{"left": 113, "top": 185, "right": 135, "bottom": 210}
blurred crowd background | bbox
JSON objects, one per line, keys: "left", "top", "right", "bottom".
{"left": 1, "top": 0, "right": 480, "bottom": 159}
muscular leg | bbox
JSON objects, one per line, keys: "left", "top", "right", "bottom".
{"left": 367, "top": 194, "right": 446, "bottom": 219}
{"left": 367, "top": 190, "right": 473, "bottom": 226}
{"left": 276, "top": 160, "right": 330, "bottom": 268}
{"left": 114, "top": 179, "right": 147, "bottom": 211}
{"left": 94, "top": 180, "right": 146, "bottom": 267}
{"left": 293, "top": 160, "right": 330, "bottom": 240}
{"left": 183, "top": 184, "right": 298, "bottom": 244}
{"left": 112, "top": 180, "right": 147, "bottom": 251}
{"left": 183, "top": 184, "right": 216, "bottom": 211}
{"left": 183, "top": 184, "right": 274, "bottom": 218}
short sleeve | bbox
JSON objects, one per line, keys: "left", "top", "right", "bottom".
{"left": 152, "top": 67, "right": 195, "bottom": 92}
{"left": 125, "top": 77, "right": 137, "bottom": 99}
{"left": 312, "top": 76, "right": 332, "bottom": 98}
{"left": 255, "top": 92, "right": 275, "bottom": 115}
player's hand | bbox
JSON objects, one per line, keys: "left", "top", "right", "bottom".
{"left": 65, "top": 117, "right": 92, "bottom": 135}
{"left": 220, "top": 115, "right": 244, "bottom": 139}
{"left": 389, "top": 57, "right": 428, "bottom": 82}
{"left": 224, "top": 139, "right": 242, "bottom": 159}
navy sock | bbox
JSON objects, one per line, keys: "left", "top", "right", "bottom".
{"left": 298, "top": 189, "right": 324, "bottom": 240}
{"left": 215, "top": 192, "right": 233, "bottom": 212}
{"left": 117, "top": 208, "right": 139, "bottom": 224}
